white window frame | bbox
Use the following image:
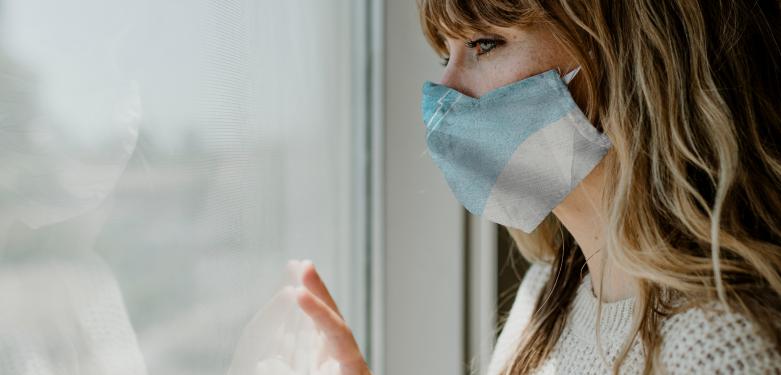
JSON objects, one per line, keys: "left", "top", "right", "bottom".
{"left": 367, "top": 1, "right": 500, "bottom": 374}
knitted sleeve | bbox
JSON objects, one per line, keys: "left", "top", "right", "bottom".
{"left": 485, "top": 262, "right": 552, "bottom": 375}
{"left": 659, "top": 301, "right": 781, "bottom": 374}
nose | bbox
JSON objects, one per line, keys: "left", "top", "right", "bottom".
{"left": 438, "top": 56, "right": 477, "bottom": 98}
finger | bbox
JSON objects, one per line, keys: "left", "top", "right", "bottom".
{"left": 299, "top": 260, "right": 343, "bottom": 319}
{"left": 296, "top": 287, "right": 365, "bottom": 368}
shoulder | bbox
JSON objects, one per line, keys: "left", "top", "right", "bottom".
{"left": 659, "top": 301, "right": 781, "bottom": 374}
{"left": 502, "top": 262, "right": 553, "bottom": 330}
{"left": 519, "top": 261, "right": 553, "bottom": 295}
{"left": 486, "top": 262, "right": 552, "bottom": 375}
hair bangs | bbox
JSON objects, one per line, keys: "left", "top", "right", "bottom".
{"left": 418, "top": 0, "right": 543, "bottom": 56}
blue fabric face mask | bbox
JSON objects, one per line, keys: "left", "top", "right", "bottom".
{"left": 421, "top": 68, "right": 611, "bottom": 233}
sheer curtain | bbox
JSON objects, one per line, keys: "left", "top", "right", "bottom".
{"left": 0, "top": 0, "right": 362, "bottom": 374}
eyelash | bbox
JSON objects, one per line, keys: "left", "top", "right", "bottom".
{"left": 440, "top": 38, "right": 504, "bottom": 67}
{"left": 466, "top": 38, "right": 503, "bottom": 54}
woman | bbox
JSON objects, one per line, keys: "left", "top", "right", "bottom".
{"left": 296, "top": 0, "right": 781, "bottom": 374}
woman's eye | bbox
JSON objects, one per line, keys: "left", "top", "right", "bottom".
{"left": 465, "top": 38, "right": 503, "bottom": 55}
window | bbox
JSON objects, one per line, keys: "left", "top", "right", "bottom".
{"left": 0, "top": 1, "right": 367, "bottom": 374}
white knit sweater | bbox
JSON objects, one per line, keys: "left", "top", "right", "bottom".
{"left": 486, "top": 262, "right": 781, "bottom": 374}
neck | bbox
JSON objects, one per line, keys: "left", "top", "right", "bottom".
{"left": 552, "top": 160, "right": 637, "bottom": 303}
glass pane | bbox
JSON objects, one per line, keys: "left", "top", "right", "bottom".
{"left": 0, "top": 0, "right": 361, "bottom": 374}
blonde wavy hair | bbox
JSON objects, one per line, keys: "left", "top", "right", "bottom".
{"left": 418, "top": 0, "right": 781, "bottom": 374}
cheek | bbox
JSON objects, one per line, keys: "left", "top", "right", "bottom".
{"left": 470, "top": 57, "right": 542, "bottom": 97}
{"left": 472, "top": 43, "right": 563, "bottom": 97}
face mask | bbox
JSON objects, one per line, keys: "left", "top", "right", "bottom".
{"left": 421, "top": 68, "right": 611, "bottom": 233}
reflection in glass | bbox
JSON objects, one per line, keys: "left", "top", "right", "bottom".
{"left": 0, "top": 1, "right": 358, "bottom": 374}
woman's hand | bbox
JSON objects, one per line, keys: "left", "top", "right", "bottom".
{"left": 295, "top": 260, "right": 372, "bottom": 375}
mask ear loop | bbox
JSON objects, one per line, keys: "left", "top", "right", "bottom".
{"left": 561, "top": 66, "right": 581, "bottom": 85}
